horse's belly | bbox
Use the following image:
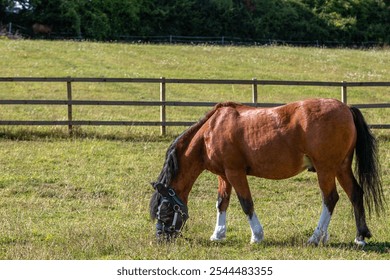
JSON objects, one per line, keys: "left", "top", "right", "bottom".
{"left": 248, "top": 166, "right": 305, "bottom": 180}
{"left": 245, "top": 151, "right": 309, "bottom": 180}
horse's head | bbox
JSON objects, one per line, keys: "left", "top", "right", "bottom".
{"left": 149, "top": 182, "right": 188, "bottom": 240}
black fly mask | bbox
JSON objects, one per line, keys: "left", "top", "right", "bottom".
{"left": 150, "top": 182, "right": 188, "bottom": 240}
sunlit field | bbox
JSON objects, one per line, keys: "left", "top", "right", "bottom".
{"left": 0, "top": 40, "right": 389, "bottom": 259}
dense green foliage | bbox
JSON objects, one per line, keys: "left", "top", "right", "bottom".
{"left": 1, "top": 0, "right": 390, "bottom": 44}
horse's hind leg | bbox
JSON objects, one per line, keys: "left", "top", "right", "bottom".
{"left": 225, "top": 169, "right": 264, "bottom": 243}
{"left": 210, "top": 176, "right": 232, "bottom": 241}
{"left": 337, "top": 166, "right": 371, "bottom": 246}
{"left": 308, "top": 171, "right": 339, "bottom": 245}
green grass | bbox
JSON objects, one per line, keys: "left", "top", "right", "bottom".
{"left": 1, "top": 40, "right": 389, "bottom": 131}
{"left": 0, "top": 40, "right": 389, "bottom": 259}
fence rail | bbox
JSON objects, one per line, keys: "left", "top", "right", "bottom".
{"left": 0, "top": 77, "right": 389, "bottom": 135}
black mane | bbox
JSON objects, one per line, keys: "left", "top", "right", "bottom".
{"left": 150, "top": 133, "right": 183, "bottom": 220}
{"left": 156, "top": 133, "right": 182, "bottom": 187}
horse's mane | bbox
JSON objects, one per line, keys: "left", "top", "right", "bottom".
{"left": 155, "top": 102, "right": 241, "bottom": 186}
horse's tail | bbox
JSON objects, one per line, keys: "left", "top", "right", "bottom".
{"left": 350, "top": 106, "right": 385, "bottom": 215}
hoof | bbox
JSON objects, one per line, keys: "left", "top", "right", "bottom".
{"left": 307, "top": 238, "right": 319, "bottom": 246}
{"left": 210, "top": 226, "right": 226, "bottom": 241}
{"left": 354, "top": 237, "right": 366, "bottom": 247}
{"left": 308, "top": 231, "right": 329, "bottom": 246}
{"left": 210, "top": 231, "right": 226, "bottom": 242}
{"left": 250, "top": 231, "right": 264, "bottom": 244}
{"left": 250, "top": 237, "right": 263, "bottom": 244}
{"left": 210, "top": 235, "right": 226, "bottom": 242}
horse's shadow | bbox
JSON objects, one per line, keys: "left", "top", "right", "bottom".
{"left": 184, "top": 235, "right": 390, "bottom": 255}
{"left": 329, "top": 241, "right": 390, "bottom": 254}
{"left": 260, "top": 238, "right": 390, "bottom": 254}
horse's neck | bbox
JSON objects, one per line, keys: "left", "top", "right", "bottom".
{"left": 171, "top": 132, "right": 205, "bottom": 203}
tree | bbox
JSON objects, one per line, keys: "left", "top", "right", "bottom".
{"left": 2, "top": 0, "right": 389, "bottom": 44}
{"left": 80, "top": 0, "right": 140, "bottom": 40}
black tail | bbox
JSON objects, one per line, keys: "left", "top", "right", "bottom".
{"left": 350, "top": 106, "right": 385, "bottom": 215}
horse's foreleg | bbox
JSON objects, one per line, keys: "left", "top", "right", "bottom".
{"left": 308, "top": 172, "right": 339, "bottom": 245}
{"left": 210, "top": 176, "right": 232, "bottom": 241}
{"left": 225, "top": 170, "right": 264, "bottom": 244}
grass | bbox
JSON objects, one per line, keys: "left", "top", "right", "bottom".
{"left": 0, "top": 136, "right": 389, "bottom": 260}
{"left": 1, "top": 41, "right": 389, "bottom": 129}
{"left": 0, "top": 40, "right": 389, "bottom": 259}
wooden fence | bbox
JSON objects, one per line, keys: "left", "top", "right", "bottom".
{"left": 0, "top": 77, "right": 389, "bottom": 135}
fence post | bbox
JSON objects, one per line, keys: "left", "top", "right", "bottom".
{"left": 66, "top": 77, "right": 73, "bottom": 136}
{"left": 160, "top": 77, "right": 166, "bottom": 135}
{"left": 252, "top": 78, "right": 258, "bottom": 106}
{"left": 341, "top": 81, "right": 347, "bottom": 104}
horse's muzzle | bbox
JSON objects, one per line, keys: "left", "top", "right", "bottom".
{"left": 155, "top": 220, "right": 182, "bottom": 241}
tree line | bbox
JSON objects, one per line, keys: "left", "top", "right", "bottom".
{"left": 1, "top": 0, "right": 389, "bottom": 44}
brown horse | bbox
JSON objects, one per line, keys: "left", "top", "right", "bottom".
{"left": 32, "top": 23, "right": 52, "bottom": 35}
{"left": 149, "top": 98, "right": 384, "bottom": 246}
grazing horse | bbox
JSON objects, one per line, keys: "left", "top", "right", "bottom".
{"left": 32, "top": 23, "right": 52, "bottom": 35}
{"left": 149, "top": 98, "right": 384, "bottom": 246}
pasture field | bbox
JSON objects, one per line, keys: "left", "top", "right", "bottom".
{"left": 0, "top": 40, "right": 389, "bottom": 259}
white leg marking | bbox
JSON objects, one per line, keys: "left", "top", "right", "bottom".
{"left": 308, "top": 202, "right": 331, "bottom": 245}
{"left": 210, "top": 211, "right": 227, "bottom": 241}
{"left": 249, "top": 212, "right": 264, "bottom": 243}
